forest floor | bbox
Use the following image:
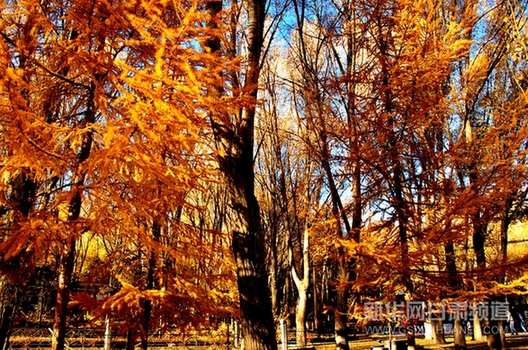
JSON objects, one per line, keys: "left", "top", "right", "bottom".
{"left": 308, "top": 334, "right": 528, "bottom": 350}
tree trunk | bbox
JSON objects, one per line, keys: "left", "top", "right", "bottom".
{"left": 454, "top": 318, "right": 467, "bottom": 349}
{"left": 499, "top": 196, "right": 513, "bottom": 283}
{"left": 232, "top": 225, "right": 277, "bottom": 349}
{"left": 290, "top": 228, "right": 310, "bottom": 346}
{"left": 445, "top": 241, "right": 465, "bottom": 348}
{"left": 474, "top": 313, "right": 483, "bottom": 340}
{"left": 318, "top": 121, "right": 351, "bottom": 350}
{"left": 313, "top": 266, "right": 320, "bottom": 334}
{"left": 206, "top": 0, "right": 277, "bottom": 348}
{"left": 126, "top": 330, "right": 137, "bottom": 350}
{"left": 465, "top": 121, "right": 499, "bottom": 350}
{"left": 52, "top": 237, "right": 76, "bottom": 350}
{"left": 0, "top": 305, "right": 14, "bottom": 350}
{"left": 267, "top": 201, "right": 280, "bottom": 319}
{"left": 269, "top": 253, "right": 279, "bottom": 318}
{"left": 51, "top": 83, "right": 95, "bottom": 350}
{"left": 140, "top": 222, "right": 161, "bottom": 350}
{"left": 0, "top": 171, "right": 34, "bottom": 350}
{"left": 104, "top": 316, "right": 111, "bottom": 350}
{"left": 296, "top": 290, "right": 308, "bottom": 346}
{"left": 486, "top": 319, "right": 502, "bottom": 350}
{"left": 499, "top": 320, "right": 506, "bottom": 349}
{"left": 334, "top": 271, "right": 349, "bottom": 350}
{"left": 431, "top": 320, "right": 446, "bottom": 345}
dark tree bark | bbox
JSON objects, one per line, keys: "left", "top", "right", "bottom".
{"left": 126, "top": 330, "right": 137, "bottom": 350}
{"left": 52, "top": 235, "right": 77, "bottom": 350}
{"left": 140, "top": 222, "right": 161, "bottom": 350}
{"left": 468, "top": 172, "right": 500, "bottom": 349}
{"left": 206, "top": 0, "right": 277, "bottom": 348}
{"left": 0, "top": 304, "right": 14, "bottom": 350}
{"left": 445, "top": 243, "right": 466, "bottom": 348}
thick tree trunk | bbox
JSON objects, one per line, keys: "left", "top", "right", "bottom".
{"left": 232, "top": 226, "right": 277, "bottom": 349}
{"left": 140, "top": 299, "right": 152, "bottom": 349}
{"left": 454, "top": 318, "right": 467, "bottom": 348}
{"left": 206, "top": 0, "right": 277, "bottom": 348}
{"left": 296, "top": 290, "right": 308, "bottom": 346}
{"left": 444, "top": 242, "right": 465, "bottom": 348}
{"left": 216, "top": 90, "right": 277, "bottom": 349}
{"left": 431, "top": 320, "right": 446, "bottom": 345}
{"left": 486, "top": 319, "right": 502, "bottom": 350}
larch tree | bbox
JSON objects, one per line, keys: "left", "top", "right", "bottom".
{"left": 257, "top": 50, "right": 324, "bottom": 344}
{"left": 316, "top": 0, "right": 478, "bottom": 343}
{"left": 1, "top": 1, "right": 237, "bottom": 350}
{"left": 444, "top": 0, "right": 528, "bottom": 346}
{"left": 204, "top": 0, "right": 278, "bottom": 348}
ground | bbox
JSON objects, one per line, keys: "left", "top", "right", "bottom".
{"left": 308, "top": 334, "right": 528, "bottom": 350}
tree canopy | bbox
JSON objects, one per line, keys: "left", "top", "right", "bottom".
{"left": 0, "top": 0, "right": 527, "bottom": 349}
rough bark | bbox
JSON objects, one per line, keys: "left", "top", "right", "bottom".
{"left": 206, "top": 0, "right": 277, "bottom": 348}
{"left": 52, "top": 236, "right": 77, "bottom": 350}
